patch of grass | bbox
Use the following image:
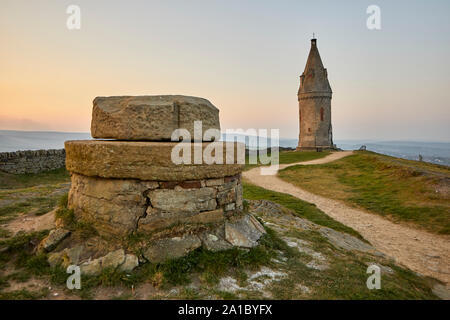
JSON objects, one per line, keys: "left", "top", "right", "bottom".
{"left": 243, "top": 182, "right": 364, "bottom": 240}
{"left": 0, "top": 230, "right": 66, "bottom": 280}
{"left": 33, "top": 197, "right": 59, "bottom": 216}
{"left": 0, "top": 227, "right": 12, "bottom": 239}
{"left": 0, "top": 275, "right": 9, "bottom": 290}
{"left": 0, "top": 229, "right": 77, "bottom": 299}
{"left": 161, "top": 247, "right": 267, "bottom": 286}
{"left": 0, "top": 230, "right": 67, "bottom": 295}
{"left": 0, "top": 202, "right": 33, "bottom": 223}
{"left": 263, "top": 225, "right": 438, "bottom": 300}
{"left": 152, "top": 227, "right": 289, "bottom": 287}
{"left": 179, "top": 287, "right": 200, "bottom": 300}
{"left": 0, "top": 230, "right": 49, "bottom": 256}
{"left": 72, "top": 267, "right": 129, "bottom": 299}
{"left": 304, "top": 253, "right": 437, "bottom": 300}
{"left": 54, "top": 194, "right": 75, "bottom": 226}
{"left": 6, "top": 271, "right": 32, "bottom": 283}
{"left": 279, "top": 151, "right": 450, "bottom": 234}
{"left": 54, "top": 205, "right": 75, "bottom": 226}
{"left": 0, "top": 168, "right": 70, "bottom": 190}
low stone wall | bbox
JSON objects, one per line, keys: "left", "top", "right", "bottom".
{"left": 0, "top": 149, "right": 66, "bottom": 174}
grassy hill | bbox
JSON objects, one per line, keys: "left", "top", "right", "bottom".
{"left": 0, "top": 154, "right": 442, "bottom": 299}
{"left": 278, "top": 151, "right": 450, "bottom": 235}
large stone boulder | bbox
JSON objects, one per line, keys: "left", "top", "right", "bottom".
{"left": 65, "top": 140, "right": 244, "bottom": 181}
{"left": 58, "top": 93, "right": 265, "bottom": 266}
{"left": 225, "top": 215, "right": 266, "bottom": 248}
{"left": 91, "top": 95, "right": 220, "bottom": 141}
{"left": 79, "top": 249, "right": 139, "bottom": 276}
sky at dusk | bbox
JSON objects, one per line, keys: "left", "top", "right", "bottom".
{"left": 1, "top": 0, "right": 449, "bottom": 141}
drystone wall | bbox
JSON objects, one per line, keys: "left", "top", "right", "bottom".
{"left": 0, "top": 149, "right": 65, "bottom": 174}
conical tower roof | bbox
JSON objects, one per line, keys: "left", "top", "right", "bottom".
{"left": 298, "top": 38, "right": 332, "bottom": 95}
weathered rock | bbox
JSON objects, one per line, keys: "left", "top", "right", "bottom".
{"left": 79, "top": 250, "right": 139, "bottom": 276}
{"left": 65, "top": 245, "right": 84, "bottom": 266}
{"left": 184, "top": 209, "right": 224, "bottom": 224}
{"left": 199, "top": 227, "right": 233, "bottom": 252}
{"left": 47, "top": 245, "right": 84, "bottom": 268}
{"left": 143, "top": 235, "right": 202, "bottom": 263}
{"left": 205, "top": 178, "right": 224, "bottom": 187}
{"left": 80, "top": 258, "right": 102, "bottom": 276}
{"left": 148, "top": 187, "right": 217, "bottom": 213}
{"left": 217, "top": 267, "right": 287, "bottom": 294}
{"left": 364, "top": 262, "right": 394, "bottom": 275}
{"left": 120, "top": 254, "right": 139, "bottom": 273}
{"left": 319, "top": 227, "right": 377, "bottom": 253}
{"left": 39, "top": 228, "right": 70, "bottom": 252}
{"left": 432, "top": 284, "right": 450, "bottom": 300}
{"left": 217, "top": 187, "right": 236, "bottom": 206}
{"left": 91, "top": 95, "right": 220, "bottom": 141}
{"left": 65, "top": 140, "right": 244, "bottom": 181}
{"left": 225, "top": 215, "right": 266, "bottom": 248}
{"left": 249, "top": 199, "right": 316, "bottom": 231}
{"left": 101, "top": 249, "right": 126, "bottom": 269}
{"left": 235, "top": 184, "right": 243, "bottom": 209}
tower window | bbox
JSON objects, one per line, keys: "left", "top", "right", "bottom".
{"left": 308, "top": 128, "right": 311, "bottom": 132}
{"left": 320, "top": 108, "right": 324, "bottom": 121}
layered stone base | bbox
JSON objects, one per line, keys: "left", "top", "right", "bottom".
{"left": 68, "top": 172, "right": 243, "bottom": 238}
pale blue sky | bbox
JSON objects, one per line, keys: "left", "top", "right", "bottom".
{"left": 1, "top": 0, "right": 449, "bottom": 141}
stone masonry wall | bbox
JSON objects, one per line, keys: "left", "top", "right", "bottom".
{"left": 68, "top": 172, "right": 243, "bottom": 238}
{"left": 0, "top": 149, "right": 66, "bottom": 174}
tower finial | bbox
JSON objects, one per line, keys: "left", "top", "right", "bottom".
{"left": 313, "top": 32, "right": 315, "bottom": 39}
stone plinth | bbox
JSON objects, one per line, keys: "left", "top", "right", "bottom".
{"left": 91, "top": 95, "right": 220, "bottom": 141}
{"left": 65, "top": 140, "right": 246, "bottom": 238}
{"left": 68, "top": 172, "right": 243, "bottom": 238}
{"left": 65, "top": 140, "right": 244, "bottom": 181}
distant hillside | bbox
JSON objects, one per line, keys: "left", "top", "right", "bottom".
{"left": 1, "top": 130, "right": 448, "bottom": 166}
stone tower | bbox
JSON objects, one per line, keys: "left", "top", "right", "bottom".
{"left": 297, "top": 38, "right": 334, "bottom": 151}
